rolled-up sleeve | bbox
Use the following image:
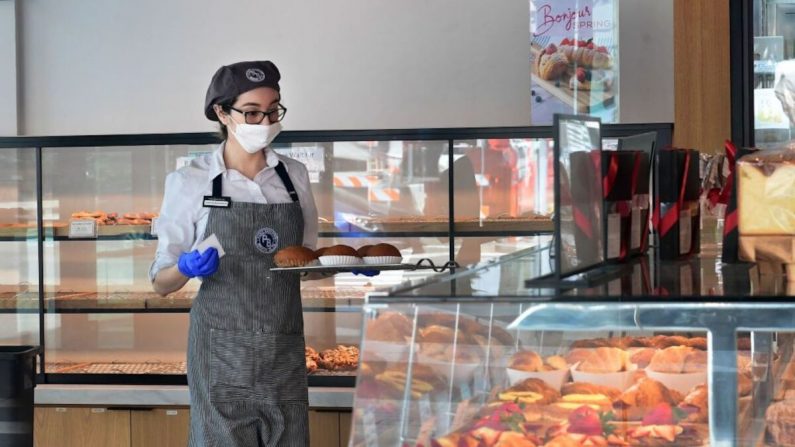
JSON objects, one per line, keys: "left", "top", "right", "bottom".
{"left": 149, "top": 172, "right": 196, "bottom": 282}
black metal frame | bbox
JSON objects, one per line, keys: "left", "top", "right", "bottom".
{"left": 0, "top": 124, "right": 672, "bottom": 386}
{"left": 730, "top": 0, "right": 756, "bottom": 147}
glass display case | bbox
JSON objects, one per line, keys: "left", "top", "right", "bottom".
{"left": 0, "top": 124, "right": 671, "bottom": 387}
{"left": 350, "top": 231, "right": 795, "bottom": 446}
{"left": 0, "top": 147, "right": 41, "bottom": 351}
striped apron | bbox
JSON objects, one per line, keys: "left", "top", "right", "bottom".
{"left": 187, "top": 163, "right": 309, "bottom": 447}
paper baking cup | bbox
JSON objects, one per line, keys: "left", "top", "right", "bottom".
{"left": 571, "top": 363, "right": 638, "bottom": 391}
{"left": 645, "top": 370, "right": 707, "bottom": 394}
{"left": 363, "top": 256, "right": 403, "bottom": 265}
{"left": 319, "top": 255, "right": 363, "bottom": 266}
{"left": 506, "top": 367, "right": 570, "bottom": 391}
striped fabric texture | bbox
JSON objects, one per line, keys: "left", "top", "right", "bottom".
{"left": 187, "top": 200, "right": 308, "bottom": 446}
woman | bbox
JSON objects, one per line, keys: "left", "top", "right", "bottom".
{"left": 150, "top": 60, "right": 318, "bottom": 446}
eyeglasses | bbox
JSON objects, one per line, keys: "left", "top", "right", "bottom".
{"left": 225, "top": 104, "right": 287, "bottom": 124}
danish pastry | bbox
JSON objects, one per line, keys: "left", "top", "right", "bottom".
{"left": 536, "top": 52, "right": 569, "bottom": 80}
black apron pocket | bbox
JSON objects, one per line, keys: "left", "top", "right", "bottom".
{"left": 254, "top": 333, "right": 307, "bottom": 403}
{"left": 209, "top": 329, "right": 256, "bottom": 391}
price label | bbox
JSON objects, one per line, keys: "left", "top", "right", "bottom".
{"left": 150, "top": 217, "right": 159, "bottom": 237}
{"left": 90, "top": 408, "right": 106, "bottom": 414}
{"left": 607, "top": 213, "right": 621, "bottom": 259}
{"left": 631, "top": 208, "right": 642, "bottom": 250}
{"left": 679, "top": 210, "right": 692, "bottom": 255}
{"left": 165, "top": 410, "right": 178, "bottom": 416}
{"left": 55, "top": 407, "right": 67, "bottom": 413}
{"left": 69, "top": 220, "right": 97, "bottom": 239}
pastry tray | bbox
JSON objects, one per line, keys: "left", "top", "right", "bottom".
{"left": 270, "top": 258, "right": 459, "bottom": 274}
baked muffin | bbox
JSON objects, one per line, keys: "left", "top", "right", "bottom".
{"left": 366, "top": 243, "right": 401, "bottom": 258}
{"left": 322, "top": 244, "right": 358, "bottom": 257}
{"left": 356, "top": 245, "right": 373, "bottom": 257}
{"left": 314, "top": 247, "right": 329, "bottom": 257}
{"left": 274, "top": 246, "right": 318, "bottom": 267}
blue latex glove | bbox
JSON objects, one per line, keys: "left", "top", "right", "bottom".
{"left": 353, "top": 269, "right": 380, "bottom": 277}
{"left": 178, "top": 248, "right": 219, "bottom": 278}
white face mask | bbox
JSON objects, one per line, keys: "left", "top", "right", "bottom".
{"left": 229, "top": 120, "right": 283, "bottom": 154}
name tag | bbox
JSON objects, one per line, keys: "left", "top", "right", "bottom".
{"left": 202, "top": 196, "right": 231, "bottom": 208}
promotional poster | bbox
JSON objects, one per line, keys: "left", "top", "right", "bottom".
{"left": 530, "top": 0, "right": 619, "bottom": 124}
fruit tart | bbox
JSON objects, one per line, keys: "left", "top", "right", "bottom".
{"left": 431, "top": 402, "right": 543, "bottom": 447}
{"left": 545, "top": 406, "right": 628, "bottom": 446}
{"left": 624, "top": 403, "right": 702, "bottom": 446}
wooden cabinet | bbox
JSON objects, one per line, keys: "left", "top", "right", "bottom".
{"left": 131, "top": 408, "right": 190, "bottom": 447}
{"left": 339, "top": 411, "right": 352, "bottom": 447}
{"left": 310, "top": 410, "right": 340, "bottom": 447}
{"left": 309, "top": 410, "right": 353, "bottom": 447}
{"left": 34, "top": 407, "right": 131, "bottom": 447}
{"left": 35, "top": 405, "right": 350, "bottom": 447}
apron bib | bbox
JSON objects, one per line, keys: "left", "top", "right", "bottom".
{"left": 187, "top": 163, "right": 308, "bottom": 447}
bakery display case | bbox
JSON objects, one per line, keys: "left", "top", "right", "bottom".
{"left": 0, "top": 124, "right": 671, "bottom": 387}
{"left": 0, "top": 147, "right": 41, "bottom": 350}
{"left": 349, "top": 233, "right": 795, "bottom": 446}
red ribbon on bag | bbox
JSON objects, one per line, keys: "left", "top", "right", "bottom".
{"left": 603, "top": 153, "right": 619, "bottom": 199}
{"left": 652, "top": 150, "right": 691, "bottom": 237}
{"left": 721, "top": 140, "right": 739, "bottom": 236}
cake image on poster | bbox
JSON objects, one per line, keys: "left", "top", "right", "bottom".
{"left": 529, "top": 0, "right": 619, "bottom": 125}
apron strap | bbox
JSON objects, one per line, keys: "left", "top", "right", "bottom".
{"left": 274, "top": 162, "right": 300, "bottom": 203}
{"left": 203, "top": 174, "right": 232, "bottom": 208}
{"left": 212, "top": 174, "right": 223, "bottom": 197}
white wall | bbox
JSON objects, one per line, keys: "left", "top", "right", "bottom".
{"left": 618, "top": 0, "right": 674, "bottom": 124}
{"left": 12, "top": 0, "right": 673, "bottom": 136}
{"left": 0, "top": 0, "right": 17, "bottom": 135}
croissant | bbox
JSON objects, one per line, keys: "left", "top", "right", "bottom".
{"left": 577, "top": 347, "right": 628, "bottom": 373}
{"left": 564, "top": 348, "right": 593, "bottom": 366}
{"left": 614, "top": 378, "right": 682, "bottom": 420}
{"left": 536, "top": 52, "right": 569, "bottom": 80}
{"left": 649, "top": 346, "right": 708, "bottom": 374}
{"left": 365, "top": 312, "right": 413, "bottom": 342}
{"left": 569, "top": 338, "right": 613, "bottom": 349}
{"left": 509, "top": 351, "right": 544, "bottom": 372}
{"left": 546, "top": 355, "right": 568, "bottom": 371}
{"left": 738, "top": 371, "right": 752, "bottom": 397}
{"left": 561, "top": 382, "right": 622, "bottom": 401}
{"left": 559, "top": 45, "right": 612, "bottom": 69}
{"left": 682, "top": 349, "right": 707, "bottom": 373}
{"left": 505, "top": 378, "right": 560, "bottom": 405}
{"left": 679, "top": 384, "right": 708, "bottom": 422}
{"left": 630, "top": 348, "right": 657, "bottom": 369}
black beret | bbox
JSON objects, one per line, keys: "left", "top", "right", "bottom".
{"left": 204, "top": 61, "right": 281, "bottom": 121}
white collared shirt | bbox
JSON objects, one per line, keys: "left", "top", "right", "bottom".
{"left": 149, "top": 143, "right": 318, "bottom": 281}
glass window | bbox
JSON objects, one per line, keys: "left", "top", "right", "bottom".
{"left": 753, "top": 0, "right": 795, "bottom": 146}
